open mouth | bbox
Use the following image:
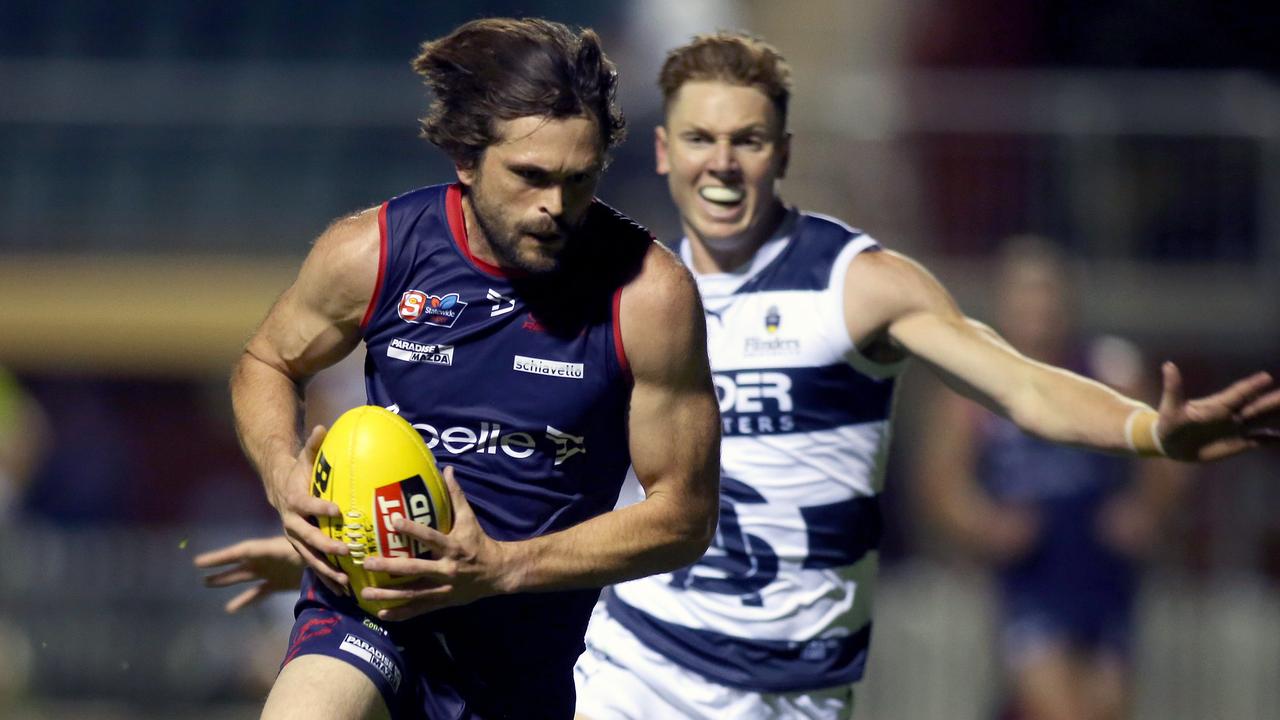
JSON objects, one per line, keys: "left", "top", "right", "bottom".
{"left": 698, "top": 186, "right": 745, "bottom": 206}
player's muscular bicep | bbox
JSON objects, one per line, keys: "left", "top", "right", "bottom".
{"left": 843, "top": 250, "right": 963, "bottom": 356}
{"left": 246, "top": 208, "right": 382, "bottom": 379}
{"left": 620, "top": 246, "right": 720, "bottom": 511}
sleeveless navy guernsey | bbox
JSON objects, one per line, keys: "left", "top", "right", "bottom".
{"left": 974, "top": 359, "right": 1137, "bottom": 656}
{"left": 293, "top": 183, "right": 650, "bottom": 719}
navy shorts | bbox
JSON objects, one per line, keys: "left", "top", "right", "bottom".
{"left": 282, "top": 571, "right": 581, "bottom": 719}
{"left": 997, "top": 558, "right": 1137, "bottom": 666}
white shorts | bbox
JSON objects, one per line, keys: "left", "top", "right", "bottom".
{"left": 573, "top": 602, "right": 854, "bottom": 720}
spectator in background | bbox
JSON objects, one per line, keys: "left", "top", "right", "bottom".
{"left": 916, "top": 237, "right": 1192, "bottom": 720}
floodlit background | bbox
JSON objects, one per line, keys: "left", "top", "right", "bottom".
{"left": 0, "top": 1, "right": 1276, "bottom": 718}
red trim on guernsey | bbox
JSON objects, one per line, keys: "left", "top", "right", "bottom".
{"left": 359, "top": 202, "right": 390, "bottom": 331}
{"left": 445, "top": 183, "right": 526, "bottom": 279}
{"left": 612, "top": 287, "right": 631, "bottom": 381}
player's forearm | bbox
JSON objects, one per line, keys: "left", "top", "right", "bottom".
{"left": 230, "top": 349, "right": 307, "bottom": 506}
{"left": 495, "top": 487, "right": 717, "bottom": 594}
{"left": 1009, "top": 360, "right": 1151, "bottom": 454}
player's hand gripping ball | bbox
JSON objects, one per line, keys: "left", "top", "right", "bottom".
{"left": 310, "top": 405, "right": 453, "bottom": 614}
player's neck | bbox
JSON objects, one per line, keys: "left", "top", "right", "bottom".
{"left": 459, "top": 192, "right": 503, "bottom": 269}
{"left": 684, "top": 200, "right": 788, "bottom": 274}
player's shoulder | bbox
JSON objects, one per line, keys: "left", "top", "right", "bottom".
{"left": 383, "top": 182, "right": 453, "bottom": 228}
{"left": 295, "top": 205, "right": 383, "bottom": 316}
{"left": 797, "top": 210, "right": 865, "bottom": 245}
{"left": 618, "top": 243, "right": 704, "bottom": 370}
{"left": 625, "top": 241, "right": 698, "bottom": 307}
{"left": 845, "top": 246, "right": 948, "bottom": 314}
{"left": 752, "top": 209, "right": 874, "bottom": 293}
{"left": 559, "top": 199, "right": 656, "bottom": 293}
{"left": 309, "top": 206, "right": 382, "bottom": 277}
{"left": 586, "top": 198, "right": 655, "bottom": 242}
{"left": 846, "top": 247, "right": 939, "bottom": 296}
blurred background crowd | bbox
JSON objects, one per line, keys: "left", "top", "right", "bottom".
{"left": 0, "top": 1, "right": 1276, "bottom": 719}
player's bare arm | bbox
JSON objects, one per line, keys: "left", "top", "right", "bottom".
{"left": 361, "top": 243, "right": 721, "bottom": 621}
{"left": 846, "top": 249, "right": 1279, "bottom": 460}
{"left": 230, "top": 207, "right": 381, "bottom": 589}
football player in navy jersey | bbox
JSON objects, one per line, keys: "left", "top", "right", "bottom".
{"left": 917, "top": 239, "right": 1191, "bottom": 720}
{"left": 203, "top": 28, "right": 1277, "bottom": 720}
{"left": 223, "top": 18, "right": 719, "bottom": 720}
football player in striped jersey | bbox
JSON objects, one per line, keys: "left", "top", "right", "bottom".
{"left": 572, "top": 32, "right": 1275, "bottom": 720}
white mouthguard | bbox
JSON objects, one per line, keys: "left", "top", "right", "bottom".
{"left": 698, "top": 186, "right": 744, "bottom": 204}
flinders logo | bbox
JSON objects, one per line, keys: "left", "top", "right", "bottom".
{"left": 765, "top": 305, "right": 781, "bottom": 333}
{"left": 747, "top": 305, "right": 799, "bottom": 356}
{"left": 744, "top": 336, "right": 801, "bottom": 357}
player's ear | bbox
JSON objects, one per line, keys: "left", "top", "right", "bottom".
{"left": 455, "top": 155, "right": 478, "bottom": 187}
{"left": 777, "top": 131, "right": 792, "bottom": 180}
{"left": 655, "top": 125, "right": 670, "bottom": 176}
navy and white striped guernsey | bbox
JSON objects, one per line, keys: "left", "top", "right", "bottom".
{"left": 346, "top": 182, "right": 647, "bottom": 689}
{"left": 603, "top": 209, "right": 904, "bottom": 692}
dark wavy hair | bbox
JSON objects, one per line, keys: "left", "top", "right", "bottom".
{"left": 412, "top": 18, "right": 626, "bottom": 169}
{"left": 659, "top": 31, "right": 792, "bottom": 126}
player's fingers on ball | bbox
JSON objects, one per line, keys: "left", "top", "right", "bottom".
{"left": 361, "top": 584, "right": 436, "bottom": 601}
{"left": 286, "top": 515, "right": 348, "bottom": 555}
{"left": 309, "top": 561, "right": 348, "bottom": 591}
{"left": 360, "top": 555, "right": 443, "bottom": 580}
{"left": 442, "top": 466, "right": 472, "bottom": 515}
{"left": 291, "top": 494, "right": 341, "bottom": 518}
{"left": 391, "top": 516, "right": 447, "bottom": 545}
{"left": 288, "top": 531, "right": 344, "bottom": 567}
{"left": 301, "top": 425, "right": 327, "bottom": 459}
{"left": 287, "top": 537, "right": 349, "bottom": 586}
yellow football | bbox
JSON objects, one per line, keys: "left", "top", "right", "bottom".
{"left": 310, "top": 405, "right": 453, "bottom": 614}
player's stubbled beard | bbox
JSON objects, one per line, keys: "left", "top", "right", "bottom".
{"left": 469, "top": 176, "right": 584, "bottom": 275}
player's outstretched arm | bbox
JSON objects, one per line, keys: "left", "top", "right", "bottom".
{"left": 846, "top": 250, "right": 1278, "bottom": 460}
{"left": 359, "top": 244, "right": 721, "bottom": 621}
{"left": 195, "top": 536, "right": 304, "bottom": 613}
{"left": 230, "top": 208, "right": 382, "bottom": 590}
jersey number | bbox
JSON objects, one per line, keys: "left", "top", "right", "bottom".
{"left": 669, "top": 475, "right": 778, "bottom": 607}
